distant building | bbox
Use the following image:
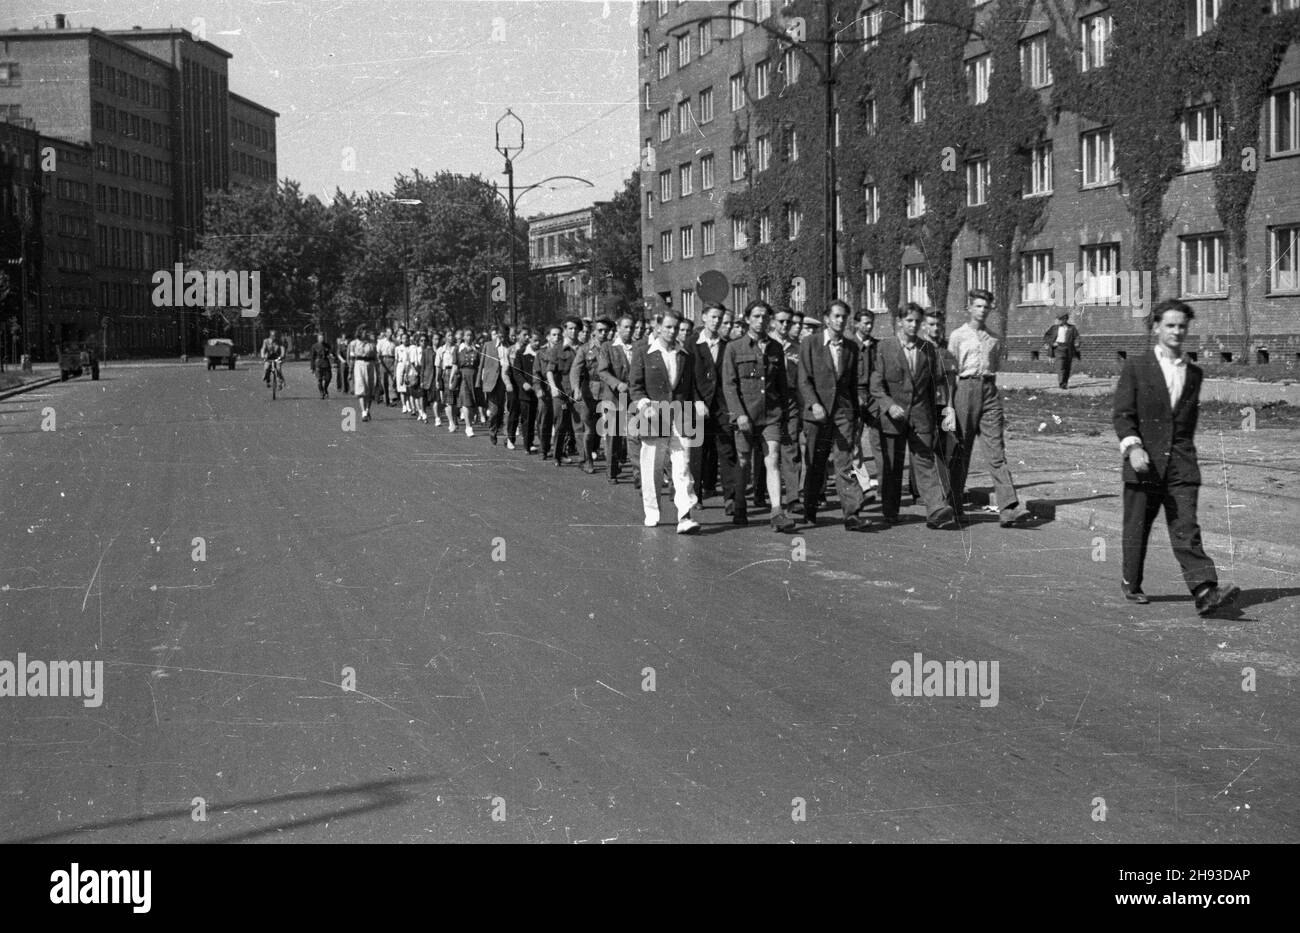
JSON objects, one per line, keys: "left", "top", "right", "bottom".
{"left": 0, "top": 15, "right": 278, "bottom": 358}
{"left": 528, "top": 207, "right": 601, "bottom": 322}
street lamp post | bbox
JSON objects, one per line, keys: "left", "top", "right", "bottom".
{"left": 394, "top": 198, "right": 422, "bottom": 331}
{"left": 495, "top": 110, "right": 525, "bottom": 330}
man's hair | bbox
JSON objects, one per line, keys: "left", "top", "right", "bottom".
{"left": 616, "top": 314, "right": 635, "bottom": 327}
{"left": 855, "top": 309, "right": 875, "bottom": 323}
{"left": 744, "top": 299, "right": 773, "bottom": 318}
{"left": 1057, "top": 311, "right": 1070, "bottom": 321}
{"left": 897, "top": 302, "right": 927, "bottom": 321}
{"left": 653, "top": 309, "right": 681, "bottom": 325}
{"left": 704, "top": 303, "right": 727, "bottom": 316}
{"left": 1147, "top": 298, "right": 1194, "bottom": 329}
{"left": 596, "top": 317, "right": 615, "bottom": 329}
{"left": 967, "top": 288, "right": 994, "bottom": 305}
{"left": 562, "top": 316, "right": 582, "bottom": 330}
{"left": 679, "top": 318, "right": 695, "bottom": 330}
{"left": 826, "top": 299, "right": 852, "bottom": 317}
{"left": 924, "top": 308, "right": 946, "bottom": 323}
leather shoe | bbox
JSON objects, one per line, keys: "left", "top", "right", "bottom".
{"left": 926, "top": 507, "right": 956, "bottom": 529}
{"left": 843, "top": 516, "right": 871, "bottom": 532}
{"left": 1000, "top": 506, "right": 1030, "bottom": 527}
{"left": 804, "top": 512, "right": 818, "bottom": 527}
{"left": 788, "top": 501, "right": 805, "bottom": 516}
{"left": 1195, "top": 583, "right": 1241, "bottom": 617}
{"left": 771, "top": 512, "right": 796, "bottom": 534}
{"left": 732, "top": 511, "right": 749, "bottom": 526}
{"left": 1121, "top": 585, "right": 1150, "bottom": 605}
{"left": 581, "top": 461, "right": 597, "bottom": 474}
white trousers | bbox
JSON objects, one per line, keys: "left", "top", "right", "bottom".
{"left": 639, "top": 428, "right": 698, "bottom": 521}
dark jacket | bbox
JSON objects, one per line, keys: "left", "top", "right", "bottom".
{"left": 869, "top": 337, "right": 947, "bottom": 438}
{"left": 309, "top": 342, "right": 332, "bottom": 372}
{"left": 797, "top": 334, "right": 869, "bottom": 422}
{"left": 477, "top": 341, "right": 510, "bottom": 392}
{"left": 1113, "top": 348, "right": 1202, "bottom": 486}
{"left": 721, "top": 333, "right": 789, "bottom": 426}
{"left": 689, "top": 333, "right": 728, "bottom": 419}
{"left": 596, "top": 341, "right": 632, "bottom": 404}
{"left": 630, "top": 341, "right": 696, "bottom": 437}
{"left": 1042, "top": 322, "right": 1082, "bottom": 359}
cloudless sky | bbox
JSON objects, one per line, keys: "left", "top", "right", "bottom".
{"left": 5, "top": 0, "right": 641, "bottom": 215}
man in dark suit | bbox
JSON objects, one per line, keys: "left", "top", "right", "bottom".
{"left": 688, "top": 304, "right": 738, "bottom": 511}
{"left": 508, "top": 327, "right": 536, "bottom": 452}
{"left": 533, "top": 326, "right": 558, "bottom": 457}
{"left": 630, "top": 309, "right": 701, "bottom": 534}
{"left": 477, "top": 325, "right": 513, "bottom": 445}
{"left": 1042, "top": 311, "right": 1082, "bottom": 388}
{"left": 798, "top": 300, "right": 872, "bottom": 531}
{"left": 597, "top": 314, "right": 635, "bottom": 484}
{"left": 1113, "top": 299, "right": 1239, "bottom": 615}
{"left": 869, "top": 303, "right": 957, "bottom": 529}
{"left": 547, "top": 317, "right": 581, "bottom": 466}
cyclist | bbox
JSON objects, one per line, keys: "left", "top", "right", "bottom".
{"left": 261, "top": 329, "right": 286, "bottom": 387}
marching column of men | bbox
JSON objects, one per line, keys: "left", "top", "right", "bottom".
{"left": 332, "top": 292, "right": 1039, "bottom": 536}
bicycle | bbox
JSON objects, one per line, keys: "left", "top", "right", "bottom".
{"left": 267, "top": 357, "right": 285, "bottom": 399}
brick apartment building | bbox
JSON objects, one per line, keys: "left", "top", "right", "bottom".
{"left": 527, "top": 207, "right": 603, "bottom": 321}
{"left": 640, "top": 0, "right": 1300, "bottom": 363}
{"left": 0, "top": 15, "right": 277, "bottom": 358}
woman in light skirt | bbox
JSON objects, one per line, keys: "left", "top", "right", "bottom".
{"left": 352, "top": 329, "right": 378, "bottom": 421}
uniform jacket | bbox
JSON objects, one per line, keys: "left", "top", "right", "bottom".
{"left": 570, "top": 341, "right": 604, "bottom": 399}
{"left": 721, "top": 333, "right": 789, "bottom": 426}
{"left": 1113, "top": 348, "right": 1203, "bottom": 486}
{"left": 309, "top": 342, "right": 332, "bottom": 372}
{"left": 869, "top": 336, "right": 947, "bottom": 438}
{"left": 596, "top": 341, "right": 632, "bottom": 404}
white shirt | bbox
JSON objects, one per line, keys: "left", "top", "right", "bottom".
{"left": 1119, "top": 345, "right": 1189, "bottom": 454}
{"left": 1056, "top": 325, "right": 1070, "bottom": 344}
{"left": 701, "top": 333, "right": 722, "bottom": 364}
{"left": 823, "top": 329, "right": 844, "bottom": 373}
{"left": 648, "top": 338, "right": 678, "bottom": 387}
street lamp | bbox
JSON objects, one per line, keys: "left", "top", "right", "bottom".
{"left": 495, "top": 110, "right": 525, "bottom": 329}
{"left": 394, "top": 198, "right": 422, "bottom": 330}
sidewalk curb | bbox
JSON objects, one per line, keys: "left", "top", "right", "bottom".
{"left": 0, "top": 375, "right": 61, "bottom": 402}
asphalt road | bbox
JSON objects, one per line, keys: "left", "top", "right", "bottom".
{"left": 1, "top": 362, "right": 1296, "bottom": 843}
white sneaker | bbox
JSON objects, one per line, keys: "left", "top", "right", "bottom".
{"left": 447, "top": 424, "right": 456, "bottom": 433}
{"left": 676, "top": 517, "right": 701, "bottom": 535}
{"left": 434, "top": 418, "right": 442, "bottom": 426}
{"left": 465, "top": 425, "right": 474, "bottom": 437}
{"left": 506, "top": 440, "right": 515, "bottom": 450}
{"left": 643, "top": 513, "right": 660, "bottom": 528}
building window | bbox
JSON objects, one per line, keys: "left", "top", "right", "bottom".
{"left": 680, "top": 162, "right": 693, "bottom": 196}
{"left": 678, "top": 33, "right": 691, "bottom": 68}
{"left": 966, "top": 158, "right": 989, "bottom": 206}
{"left": 759, "top": 212, "right": 772, "bottom": 244}
{"left": 1026, "top": 141, "right": 1053, "bottom": 196}
{"left": 0, "top": 62, "right": 21, "bottom": 86}
{"left": 757, "top": 0, "right": 773, "bottom": 19}
{"left": 731, "top": 144, "right": 748, "bottom": 181}
{"left": 1021, "top": 34, "right": 1053, "bottom": 88}
{"left": 863, "top": 98, "right": 878, "bottom": 136}
{"left": 1271, "top": 225, "right": 1300, "bottom": 291}
{"left": 1081, "top": 243, "right": 1121, "bottom": 301}
{"left": 835, "top": 193, "right": 843, "bottom": 232}
{"left": 756, "top": 134, "right": 771, "bottom": 172}
{"left": 787, "top": 203, "right": 803, "bottom": 239}
{"left": 862, "top": 4, "right": 882, "bottom": 49}
{"left": 1274, "top": 0, "right": 1300, "bottom": 11}
{"left": 658, "top": 109, "right": 672, "bottom": 142}
{"left": 783, "top": 127, "right": 800, "bottom": 162}
{"left": 1081, "top": 13, "right": 1113, "bottom": 72}
{"left": 911, "top": 78, "right": 926, "bottom": 123}
{"left": 646, "top": 245, "right": 654, "bottom": 272}
{"left": 759, "top": 282, "right": 773, "bottom": 304}
{"left": 729, "top": 2, "right": 745, "bottom": 38}
{"left": 659, "top": 169, "right": 673, "bottom": 201}
{"left": 1271, "top": 87, "right": 1299, "bottom": 156}
{"left": 702, "top": 220, "right": 716, "bottom": 255}
{"left": 658, "top": 0, "right": 670, "bottom": 16}
{"left": 1021, "top": 250, "right": 1054, "bottom": 303}
{"left": 966, "top": 54, "right": 991, "bottom": 104}
{"left": 907, "top": 176, "right": 926, "bottom": 218}
{"left": 966, "top": 257, "right": 994, "bottom": 294}
{"left": 864, "top": 183, "right": 879, "bottom": 224}
{"left": 645, "top": 190, "right": 654, "bottom": 219}
{"left": 1183, "top": 104, "right": 1221, "bottom": 169}
{"left": 642, "top": 82, "right": 652, "bottom": 111}
{"left": 698, "top": 19, "right": 713, "bottom": 54}
{"left": 904, "top": 0, "right": 925, "bottom": 32}
{"left": 732, "top": 283, "right": 750, "bottom": 310}
{"left": 701, "top": 153, "right": 715, "bottom": 189}
{"left": 699, "top": 87, "right": 715, "bottom": 123}
{"left": 681, "top": 225, "right": 695, "bottom": 259}
{"left": 782, "top": 48, "right": 801, "bottom": 84}
{"left": 677, "top": 99, "right": 693, "bottom": 134}
{"left": 1189, "top": 0, "right": 1219, "bottom": 36}
{"left": 661, "top": 230, "right": 673, "bottom": 262}
{"left": 658, "top": 45, "right": 670, "bottom": 79}
{"left": 642, "top": 29, "right": 651, "bottom": 57}
{"left": 1181, "top": 234, "right": 1227, "bottom": 296}
{"left": 905, "top": 264, "right": 930, "bottom": 307}
{"left": 834, "top": 108, "right": 841, "bottom": 146}
{"left": 755, "top": 60, "right": 770, "bottom": 99}
{"left": 680, "top": 289, "right": 698, "bottom": 320}
{"left": 732, "top": 216, "right": 749, "bottom": 250}
{"left": 730, "top": 73, "right": 746, "bottom": 111}
{"left": 1081, "top": 128, "right": 1115, "bottom": 187}
{"left": 864, "top": 271, "right": 887, "bottom": 312}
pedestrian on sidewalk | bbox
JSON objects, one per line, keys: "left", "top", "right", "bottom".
{"left": 309, "top": 332, "right": 332, "bottom": 399}
{"left": 352, "top": 329, "right": 377, "bottom": 422}
{"left": 1043, "top": 312, "right": 1082, "bottom": 389}
{"left": 948, "top": 290, "right": 1030, "bottom": 527}
{"left": 1113, "top": 299, "right": 1239, "bottom": 616}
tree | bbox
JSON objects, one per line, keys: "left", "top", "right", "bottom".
{"left": 567, "top": 171, "right": 642, "bottom": 312}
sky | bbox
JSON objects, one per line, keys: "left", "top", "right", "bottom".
{"left": 5, "top": 0, "right": 642, "bottom": 216}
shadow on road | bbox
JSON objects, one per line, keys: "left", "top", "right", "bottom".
{"left": 1, "top": 774, "right": 442, "bottom": 844}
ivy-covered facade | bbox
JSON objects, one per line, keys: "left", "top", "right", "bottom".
{"left": 639, "top": 0, "right": 1300, "bottom": 362}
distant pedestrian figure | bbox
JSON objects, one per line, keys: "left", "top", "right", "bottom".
{"left": 352, "top": 329, "right": 378, "bottom": 421}
{"left": 1042, "top": 311, "right": 1082, "bottom": 389}
{"left": 309, "top": 332, "right": 332, "bottom": 399}
{"left": 1113, "top": 299, "right": 1239, "bottom": 616}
